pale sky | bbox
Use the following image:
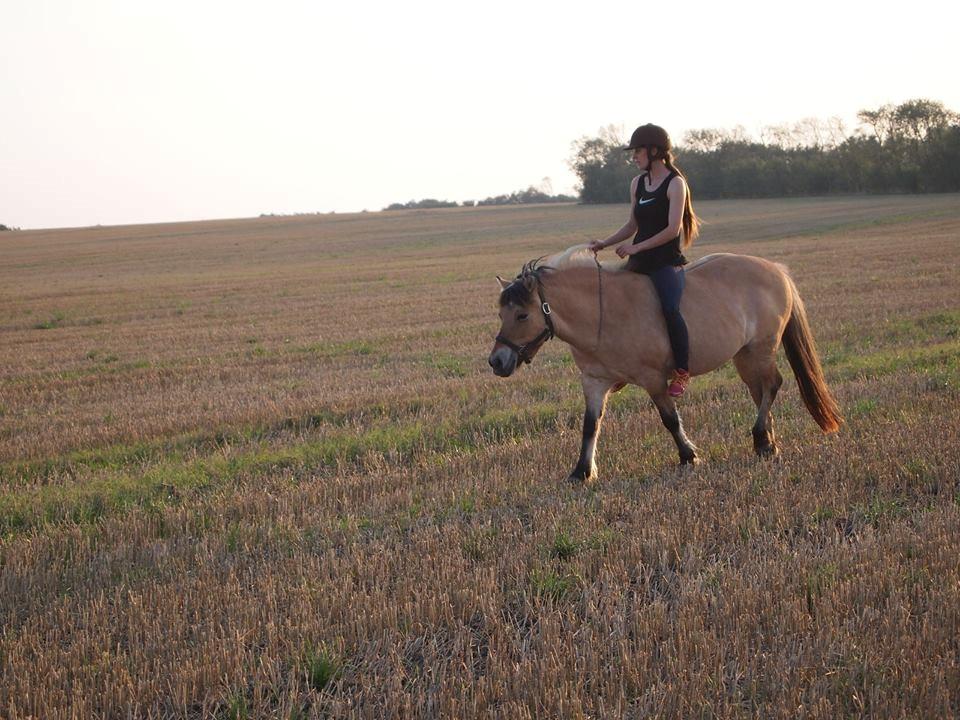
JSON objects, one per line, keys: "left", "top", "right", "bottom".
{"left": 2, "top": 0, "right": 957, "bottom": 229}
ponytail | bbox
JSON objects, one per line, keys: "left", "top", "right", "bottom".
{"left": 663, "top": 151, "right": 701, "bottom": 250}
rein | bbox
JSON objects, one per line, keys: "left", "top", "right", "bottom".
{"left": 593, "top": 251, "right": 603, "bottom": 351}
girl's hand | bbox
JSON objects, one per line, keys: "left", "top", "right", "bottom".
{"left": 615, "top": 244, "right": 635, "bottom": 258}
{"left": 587, "top": 239, "right": 605, "bottom": 253}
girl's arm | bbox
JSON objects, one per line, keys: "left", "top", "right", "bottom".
{"left": 616, "top": 176, "right": 686, "bottom": 257}
{"left": 588, "top": 176, "right": 640, "bottom": 252}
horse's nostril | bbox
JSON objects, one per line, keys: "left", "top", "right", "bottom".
{"left": 489, "top": 356, "right": 501, "bottom": 370}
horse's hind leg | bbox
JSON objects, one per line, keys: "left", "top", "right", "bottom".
{"left": 651, "top": 392, "right": 699, "bottom": 465}
{"left": 733, "top": 347, "right": 784, "bottom": 457}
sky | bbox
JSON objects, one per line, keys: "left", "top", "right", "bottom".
{"left": 2, "top": 0, "right": 958, "bottom": 229}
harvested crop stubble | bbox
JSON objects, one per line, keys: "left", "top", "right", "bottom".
{"left": 1, "top": 195, "right": 959, "bottom": 718}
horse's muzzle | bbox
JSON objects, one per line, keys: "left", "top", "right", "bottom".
{"left": 488, "top": 347, "right": 517, "bottom": 377}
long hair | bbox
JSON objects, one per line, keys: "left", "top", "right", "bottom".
{"left": 654, "top": 147, "right": 701, "bottom": 250}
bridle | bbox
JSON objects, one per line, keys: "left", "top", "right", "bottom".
{"left": 494, "top": 282, "right": 555, "bottom": 365}
{"left": 494, "top": 252, "right": 604, "bottom": 365}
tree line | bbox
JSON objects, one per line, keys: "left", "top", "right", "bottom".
{"left": 569, "top": 99, "right": 960, "bottom": 203}
{"left": 383, "top": 184, "right": 576, "bottom": 211}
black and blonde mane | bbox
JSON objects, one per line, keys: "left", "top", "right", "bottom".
{"left": 498, "top": 258, "right": 550, "bottom": 307}
{"left": 498, "top": 245, "right": 599, "bottom": 307}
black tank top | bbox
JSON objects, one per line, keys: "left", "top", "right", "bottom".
{"left": 626, "top": 171, "right": 687, "bottom": 275}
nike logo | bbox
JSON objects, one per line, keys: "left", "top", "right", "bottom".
{"left": 636, "top": 198, "right": 656, "bottom": 206}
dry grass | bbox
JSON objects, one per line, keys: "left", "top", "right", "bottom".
{"left": 1, "top": 195, "right": 959, "bottom": 718}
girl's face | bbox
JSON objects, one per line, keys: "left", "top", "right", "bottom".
{"left": 632, "top": 147, "right": 649, "bottom": 168}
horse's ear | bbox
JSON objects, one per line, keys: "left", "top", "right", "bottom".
{"left": 522, "top": 273, "right": 537, "bottom": 293}
{"left": 496, "top": 275, "right": 509, "bottom": 290}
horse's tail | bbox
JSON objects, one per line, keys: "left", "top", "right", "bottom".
{"left": 780, "top": 270, "right": 843, "bottom": 433}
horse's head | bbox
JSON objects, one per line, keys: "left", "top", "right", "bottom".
{"left": 489, "top": 262, "right": 554, "bottom": 377}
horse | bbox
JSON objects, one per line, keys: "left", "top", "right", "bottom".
{"left": 488, "top": 245, "right": 842, "bottom": 482}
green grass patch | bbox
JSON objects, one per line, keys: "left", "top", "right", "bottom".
{"left": 473, "top": 402, "right": 567, "bottom": 444}
{"left": 218, "top": 691, "right": 251, "bottom": 720}
{"left": 32, "top": 311, "right": 65, "bottom": 330}
{"left": 300, "top": 644, "right": 342, "bottom": 692}
{"left": 853, "top": 494, "right": 908, "bottom": 528}
{"left": 848, "top": 398, "right": 878, "bottom": 418}
{"left": 421, "top": 353, "right": 467, "bottom": 378}
{"left": 830, "top": 340, "right": 960, "bottom": 381}
{"left": 529, "top": 568, "right": 579, "bottom": 602}
{"left": 0, "top": 463, "right": 198, "bottom": 537}
{"left": 879, "top": 309, "right": 960, "bottom": 344}
{"left": 2, "top": 393, "right": 578, "bottom": 537}
{"left": 549, "top": 530, "right": 580, "bottom": 561}
{"left": 0, "top": 404, "right": 405, "bottom": 486}
{"left": 294, "top": 339, "right": 377, "bottom": 358}
{"left": 787, "top": 207, "right": 960, "bottom": 240}
{"left": 804, "top": 561, "right": 839, "bottom": 615}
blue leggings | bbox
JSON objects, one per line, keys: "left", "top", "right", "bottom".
{"left": 648, "top": 264, "right": 689, "bottom": 371}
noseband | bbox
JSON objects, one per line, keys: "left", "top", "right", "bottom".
{"left": 495, "top": 283, "right": 555, "bottom": 364}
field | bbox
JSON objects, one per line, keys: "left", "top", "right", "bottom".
{"left": 1, "top": 195, "right": 959, "bottom": 718}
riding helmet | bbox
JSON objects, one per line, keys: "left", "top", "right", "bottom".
{"left": 623, "top": 124, "right": 672, "bottom": 151}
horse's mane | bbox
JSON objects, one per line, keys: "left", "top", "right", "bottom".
{"left": 542, "top": 244, "right": 599, "bottom": 271}
{"left": 499, "top": 244, "right": 602, "bottom": 307}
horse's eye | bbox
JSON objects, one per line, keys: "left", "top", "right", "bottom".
{"left": 517, "top": 313, "right": 529, "bottom": 322}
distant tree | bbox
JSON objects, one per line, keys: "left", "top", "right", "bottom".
{"left": 918, "top": 124, "right": 960, "bottom": 191}
{"left": 892, "top": 99, "right": 959, "bottom": 141}
{"left": 857, "top": 104, "right": 897, "bottom": 145}
{"left": 0, "top": 223, "right": 18, "bottom": 231}
{"left": 476, "top": 186, "right": 576, "bottom": 206}
{"left": 384, "top": 198, "right": 458, "bottom": 210}
{"left": 682, "top": 128, "right": 727, "bottom": 153}
{"left": 570, "top": 99, "right": 960, "bottom": 202}
{"left": 568, "top": 125, "right": 634, "bottom": 203}
{"left": 683, "top": 126, "right": 751, "bottom": 152}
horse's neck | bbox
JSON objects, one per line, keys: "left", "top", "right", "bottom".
{"left": 541, "top": 267, "right": 605, "bottom": 348}
{"left": 544, "top": 266, "right": 657, "bottom": 350}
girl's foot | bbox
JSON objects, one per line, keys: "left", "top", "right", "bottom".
{"left": 668, "top": 369, "right": 690, "bottom": 397}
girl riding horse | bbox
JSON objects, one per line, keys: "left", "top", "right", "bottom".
{"left": 588, "top": 124, "right": 700, "bottom": 398}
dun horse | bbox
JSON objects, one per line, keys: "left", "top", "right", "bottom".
{"left": 489, "top": 246, "right": 842, "bottom": 482}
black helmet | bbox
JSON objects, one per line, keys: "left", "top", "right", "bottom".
{"left": 623, "top": 124, "right": 672, "bottom": 151}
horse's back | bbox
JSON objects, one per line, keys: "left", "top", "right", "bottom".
{"left": 686, "top": 253, "right": 791, "bottom": 307}
{"left": 687, "top": 252, "right": 786, "bottom": 280}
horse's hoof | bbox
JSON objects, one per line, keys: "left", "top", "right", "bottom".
{"left": 755, "top": 444, "right": 780, "bottom": 459}
{"left": 567, "top": 470, "right": 597, "bottom": 485}
{"left": 680, "top": 454, "right": 700, "bottom": 466}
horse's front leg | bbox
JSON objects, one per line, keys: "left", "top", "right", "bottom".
{"left": 568, "top": 375, "right": 618, "bottom": 484}
{"left": 651, "top": 392, "right": 700, "bottom": 465}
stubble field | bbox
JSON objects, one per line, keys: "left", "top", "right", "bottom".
{"left": 1, "top": 195, "right": 959, "bottom": 718}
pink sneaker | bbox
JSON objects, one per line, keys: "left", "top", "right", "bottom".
{"left": 668, "top": 369, "right": 690, "bottom": 397}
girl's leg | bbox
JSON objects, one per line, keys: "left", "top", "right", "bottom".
{"left": 649, "top": 265, "right": 689, "bottom": 371}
